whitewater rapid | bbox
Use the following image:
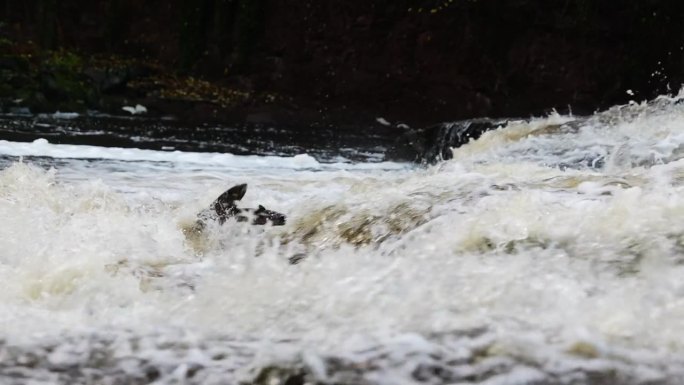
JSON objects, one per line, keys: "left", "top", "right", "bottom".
{"left": 1, "top": 94, "right": 684, "bottom": 384}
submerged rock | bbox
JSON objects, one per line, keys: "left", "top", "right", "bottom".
{"left": 247, "top": 365, "right": 307, "bottom": 385}
{"left": 389, "top": 118, "right": 510, "bottom": 163}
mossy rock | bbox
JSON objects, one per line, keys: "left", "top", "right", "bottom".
{"left": 567, "top": 341, "right": 600, "bottom": 359}
{"left": 43, "top": 50, "right": 83, "bottom": 73}
{"left": 37, "top": 68, "right": 98, "bottom": 111}
{"left": 0, "top": 43, "right": 102, "bottom": 112}
{"left": 246, "top": 365, "right": 308, "bottom": 385}
{"left": 0, "top": 37, "right": 12, "bottom": 50}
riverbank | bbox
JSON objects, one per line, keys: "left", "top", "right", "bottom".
{"left": 2, "top": 0, "right": 682, "bottom": 131}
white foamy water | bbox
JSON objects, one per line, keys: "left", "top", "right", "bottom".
{"left": 2, "top": 94, "right": 684, "bottom": 384}
{"left": 0, "top": 138, "right": 408, "bottom": 171}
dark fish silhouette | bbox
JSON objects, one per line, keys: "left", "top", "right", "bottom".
{"left": 195, "top": 184, "right": 286, "bottom": 230}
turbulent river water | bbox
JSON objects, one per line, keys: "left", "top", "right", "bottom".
{"left": 1, "top": 94, "right": 684, "bottom": 384}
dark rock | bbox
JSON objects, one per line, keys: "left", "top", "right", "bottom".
{"left": 288, "top": 254, "right": 307, "bottom": 265}
{"left": 389, "top": 118, "right": 510, "bottom": 163}
{"left": 412, "top": 363, "right": 455, "bottom": 383}
{"left": 83, "top": 63, "right": 155, "bottom": 94}
{"left": 0, "top": 56, "right": 30, "bottom": 72}
{"left": 83, "top": 67, "right": 130, "bottom": 93}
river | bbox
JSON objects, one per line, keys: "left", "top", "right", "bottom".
{"left": 1, "top": 93, "right": 684, "bottom": 384}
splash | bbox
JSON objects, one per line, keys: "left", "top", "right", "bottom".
{"left": 2, "top": 93, "right": 684, "bottom": 383}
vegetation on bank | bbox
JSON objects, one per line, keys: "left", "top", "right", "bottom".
{"left": 0, "top": 39, "right": 275, "bottom": 115}
{"left": 0, "top": 42, "right": 95, "bottom": 112}
{"left": 1, "top": 0, "right": 682, "bottom": 123}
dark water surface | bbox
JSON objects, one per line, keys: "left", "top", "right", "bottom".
{"left": 0, "top": 113, "right": 397, "bottom": 163}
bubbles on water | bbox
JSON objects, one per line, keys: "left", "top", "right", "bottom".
{"left": 3, "top": 92, "right": 684, "bottom": 383}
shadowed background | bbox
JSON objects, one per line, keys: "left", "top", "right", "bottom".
{"left": 1, "top": 0, "right": 682, "bottom": 127}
